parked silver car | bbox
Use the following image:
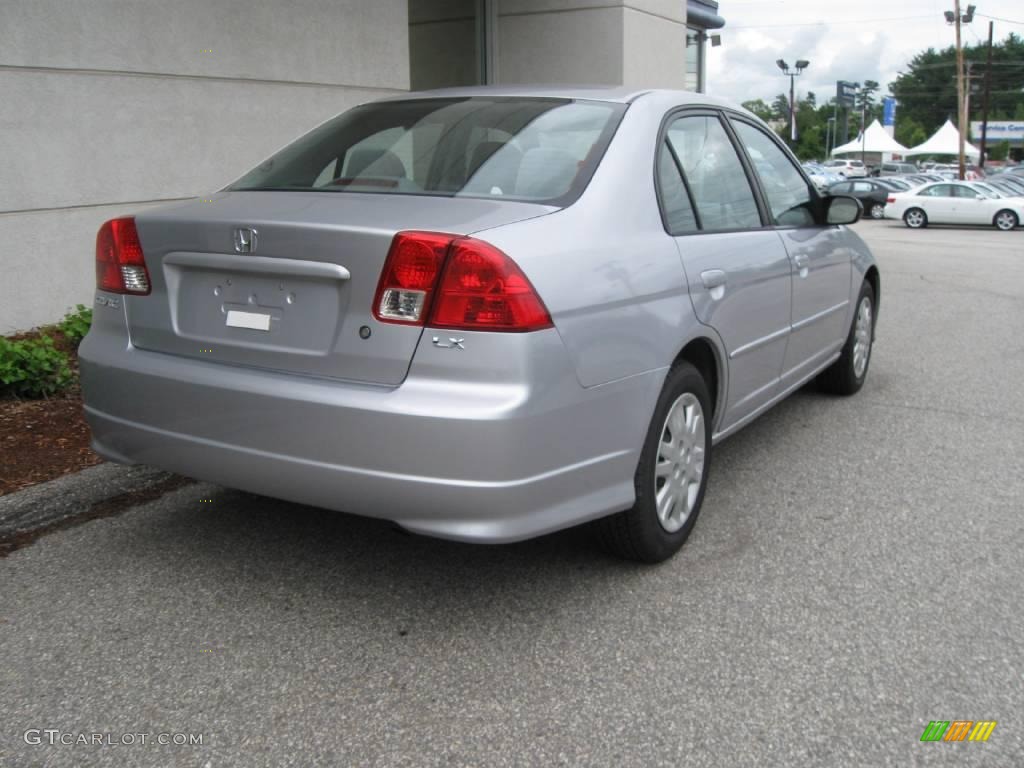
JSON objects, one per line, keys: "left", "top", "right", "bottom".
{"left": 80, "top": 87, "right": 880, "bottom": 562}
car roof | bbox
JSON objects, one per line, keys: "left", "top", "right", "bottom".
{"left": 375, "top": 85, "right": 741, "bottom": 109}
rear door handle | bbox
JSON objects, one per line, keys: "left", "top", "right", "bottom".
{"left": 700, "top": 269, "right": 727, "bottom": 300}
{"left": 701, "top": 269, "right": 727, "bottom": 289}
{"left": 793, "top": 253, "right": 809, "bottom": 278}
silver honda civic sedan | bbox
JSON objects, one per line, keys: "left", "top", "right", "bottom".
{"left": 80, "top": 86, "right": 879, "bottom": 562}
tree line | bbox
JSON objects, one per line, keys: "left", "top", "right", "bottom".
{"left": 740, "top": 33, "right": 1024, "bottom": 161}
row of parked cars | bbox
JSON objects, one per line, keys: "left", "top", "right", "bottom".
{"left": 801, "top": 162, "right": 1024, "bottom": 230}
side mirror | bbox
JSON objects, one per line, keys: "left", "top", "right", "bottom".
{"left": 826, "top": 195, "right": 862, "bottom": 225}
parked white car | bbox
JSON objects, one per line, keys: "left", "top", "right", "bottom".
{"left": 823, "top": 158, "right": 868, "bottom": 178}
{"left": 884, "top": 181, "right": 1023, "bottom": 230}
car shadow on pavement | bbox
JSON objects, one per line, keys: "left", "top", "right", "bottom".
{"left": 3, "top": 385, "right": 853, "bottom": 644}
{"left": 92, "top": 386, "right": 830, "bottom": 595}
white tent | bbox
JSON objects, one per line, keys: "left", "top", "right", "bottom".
{"left": 903, "top": 119, "right": 980, "bottom": 158}
{"left": 831, "top": 119, "right": 908, "bottom": 156}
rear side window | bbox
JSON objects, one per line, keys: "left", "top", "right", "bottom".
{"left": 664, "top": 115, "right": 761, "bottom": 231}
{"left": 656, "top": 141, "right": 699, "bottom": 233}
{"left": 731, "top": 121, "right": 815, "bottom": 227}
{"left": 230, "top": 97, "right": 625, "bottom": 206}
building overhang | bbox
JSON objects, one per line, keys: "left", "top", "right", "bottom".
{"left": 687, "top": 0, "right": 725, "bottom": 29}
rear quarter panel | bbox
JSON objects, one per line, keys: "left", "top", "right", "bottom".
{"left": 472, "top": 94, "right": 715, "bottom": 391}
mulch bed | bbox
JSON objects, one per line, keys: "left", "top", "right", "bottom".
{"left": 0, "top": 330, "right": 102, "bottom": 496}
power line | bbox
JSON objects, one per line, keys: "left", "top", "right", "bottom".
{"left": 977, "top": 13, "right": 1024, "bottom": 26}
{"left": 729, "top": 14, "right": 936, "bottom": 29}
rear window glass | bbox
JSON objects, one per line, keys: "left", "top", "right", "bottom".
{"left": 230, "top": 97, "right": 625, "bottom": 205}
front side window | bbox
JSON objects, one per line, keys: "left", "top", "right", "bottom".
{"left": 665, "top": 115, "right": 761, "bottom": 231}
{"left": 731, "top": 121, "right": 815, "bottom": 227}
{"left": 230, "top": 97, "right": 625, "bottom": 205}
{"left": 953, "top": 185, "right": 983, "bottom": 199}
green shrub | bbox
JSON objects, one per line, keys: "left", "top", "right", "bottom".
{"left": 58, "top": 304, "right": 93, "bottom": 346}
{"left": 0, "top": 335, "right": 73, "bottom": 398}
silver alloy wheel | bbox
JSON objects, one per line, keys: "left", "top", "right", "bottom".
{"left": 905, "top": 209, "right": 925, "bottom": 228}
{"left": 852, "top": 295, "right": 872, "bottom": 379}
{"left": 870, "top": 203, "right": 885, "bottom": 219}
{"left": 654, "top": 392, "right": 706, "bottom": 533}
{"left": 995, "top": 211, "right": 1017, "bottom": 231}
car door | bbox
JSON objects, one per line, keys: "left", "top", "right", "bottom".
{"left": 951, "top": 184, "right": 990, "bottom": 224}
{"left": 729, "top": 118, "right": 851, "bottom": 385}
{"left": 918, "top": 184, "right": 957, "bottom": 222}
{"left": 656, "top": 110, "right": 792, "bottom": 432}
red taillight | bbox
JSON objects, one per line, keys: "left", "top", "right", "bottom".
{"left": 887, "top": 197, "right": 896, "bottom": 204}
{"left": 95, "top": 217, "right": 151, "bottom": 295}
{"left": 373, "top": 231, "right": 450, "bottom": 324}
{"left": 430, "top": 238, "right": 552, "bottom": 332}
{"left": 372, "top": 231, "right": 552, "bottom": 332}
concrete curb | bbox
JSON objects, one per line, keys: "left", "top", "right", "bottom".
{"left": 0, "top": 463, "right": 193, "bottom": 553}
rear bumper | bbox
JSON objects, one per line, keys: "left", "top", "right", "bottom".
{"left": 79, "top": 325, "right": 662, "bottom": 543}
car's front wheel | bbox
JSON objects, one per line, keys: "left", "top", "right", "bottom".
{"left": 994, "top": 210, "right": 1019, "bottom": 231}
{"left": 904, "top": 208, "right": 927, "bottom": 228}
{"left": 596, "top": 362, "right": 712, "bottom": 563}
{"left": 869, "top": 202, "right": 885, "bottom": 219}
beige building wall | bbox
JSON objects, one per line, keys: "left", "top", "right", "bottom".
{"left": 0, "top": 0, "right": 409, "bottom": 333}
{"left": 495, "top": 0, "right": 686, "bottom": 88}
{"left": 2, "top": 0, "right": 714, "bottom": 332}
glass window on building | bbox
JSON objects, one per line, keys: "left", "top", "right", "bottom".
{"left": 685, "top": 28, "right": 701, "bottom": 92}
{"left": 409, "top": 0, "right": 490, "bottom": 90}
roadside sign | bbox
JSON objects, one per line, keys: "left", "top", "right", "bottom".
{"left": 837, "top": 81, "right": 857, "bottom": 107}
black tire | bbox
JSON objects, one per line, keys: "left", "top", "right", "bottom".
{"left": 903, "top": 208, "right": 927, "bottom": 229}
{"left": 818, "top": 281, "right": 875, "bottom": 396}
{"left": 994, "top": 209, "right": 1019, "bottom": 231}
{"left": 869, "top": 203, "right": 885, "bottom": 220}
{"left": 596, "top": 362, "right": 712, "bottom": 563}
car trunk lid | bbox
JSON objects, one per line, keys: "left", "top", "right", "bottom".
{"left": 127, "top": 191, "right": 555, "bottom": 385}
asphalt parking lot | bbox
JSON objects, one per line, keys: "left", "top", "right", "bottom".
{"left": 1, "top": 220, "right": 1022, "bottom": 767}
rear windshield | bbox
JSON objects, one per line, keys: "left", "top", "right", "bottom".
{"left": 230, "top": 97, "right": 626, "bottom": 206}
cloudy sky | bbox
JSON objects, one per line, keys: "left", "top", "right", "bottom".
{"left": 707, "top": 0, "right": 1024, "bottom": 105}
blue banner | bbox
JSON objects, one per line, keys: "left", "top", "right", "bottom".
{"left": 883, "top": 97, "right": 897, "bottom": 127}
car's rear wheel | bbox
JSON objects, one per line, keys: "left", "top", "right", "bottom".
{"left": 994, "top": 210, "right": 1019, "bottom": 231}
{"left": 904, "top": 208, "right": 927, "bottom": 228}
{"left": 869, "top": 202, "right": 885, "bottom": 219}
{"left": 596, "top": 362, "right": 712, "bottom": 563}
{"left": 818, "top": 281, "right": 875, "bottom": 396}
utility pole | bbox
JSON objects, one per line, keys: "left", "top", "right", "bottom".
{"left": 955, "top": 0, "right": 966, "bottom": 179}
{"left": 979, "top": 20, "right": 994, "bottom": 168}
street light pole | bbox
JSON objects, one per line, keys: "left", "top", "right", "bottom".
{"left": 776, "top": 59, "right": 809, "bottom": 147}
{"left": 860, "top": 88, "right": 868, "bottom": 166}
{"left": 946, "top": 3, "right": 975, "bottom": 178}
